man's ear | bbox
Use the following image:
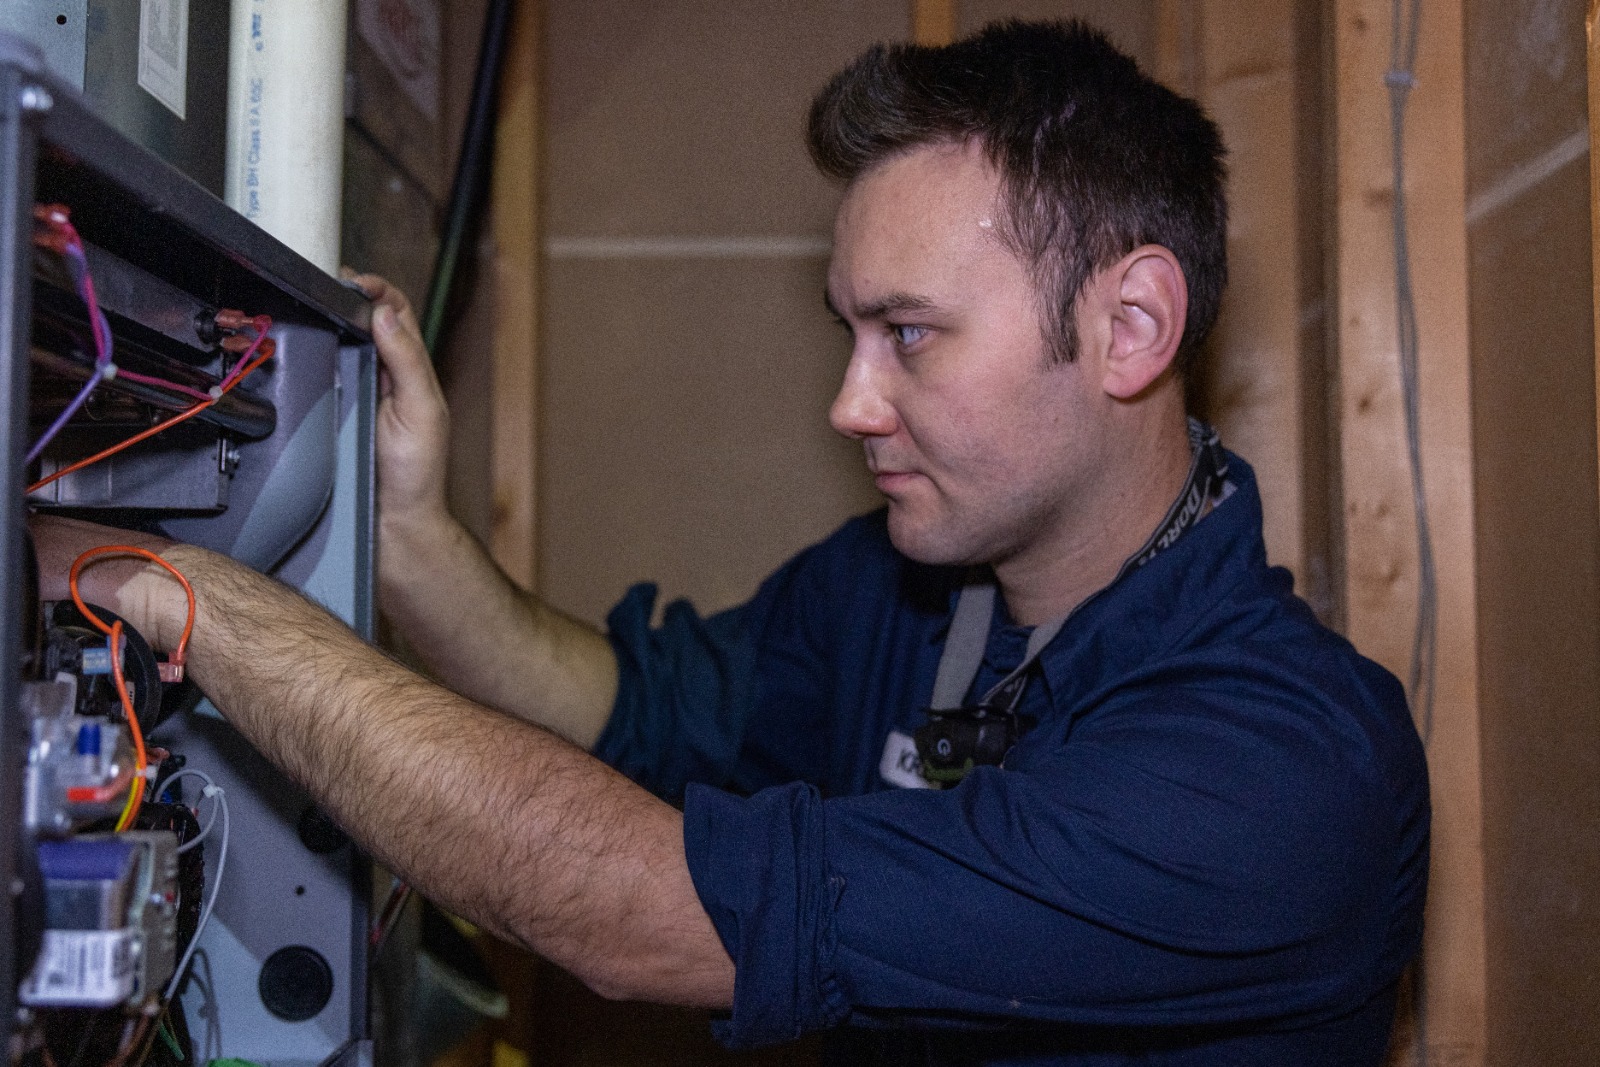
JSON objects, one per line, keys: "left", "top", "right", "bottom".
{"left": 1100, "top": 245, "right": 1187, "bottom": 401}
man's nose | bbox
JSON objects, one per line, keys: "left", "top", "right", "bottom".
{"left": 829, "top": 354, "right": 897, "bottom": 440}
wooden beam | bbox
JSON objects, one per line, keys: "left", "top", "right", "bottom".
{"left": 489, "top": 0, "right": 540, "bottom": 589}
{"left": 912, "top": 0, "right": 957, "bottom": 46}
{"left": 1589, "top": 0, "right": 1600, "bottom": 507}
{"left": 1188, "top": 0, "right": 1314, "bottom": 591}
{"left": 1332, "top": 1, "right": 1483, "bottom": 1064}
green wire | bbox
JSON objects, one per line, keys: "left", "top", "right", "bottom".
{"left": 156, "top": 1017, "right": 185, "bottom": 1060}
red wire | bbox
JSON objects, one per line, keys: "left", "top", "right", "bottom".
{"left": 28, "top": 331, "right": 274, "bottom": 494}
{"left": 68, "top": 545, "right": 197, "bottom": 671}
{"left": 69, "top": 546, "right": 196, "bottom": 832}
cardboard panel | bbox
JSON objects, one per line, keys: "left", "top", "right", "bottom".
{"left": 341, "top": 127, "right": 439, "bottom": 313}
{"left": 347, "top": 0, "right": 447, "bottom": 200}
{"left": 1467, "top": 3, "right": 1600, "bottom": 1062}
{"left": 539, "top": 0, "right": 903, "bottom": 632}
{"left": 959, "top": 0, "right": 1159, "bottom": 66}
{"left": 545, "top": 0, "right": 905, "bottom": 237}
{"left": 1469, "top": 155, "right": 1600, "bottom": 1067}
{"left": 1464, "top": 0, "right": 1588, "bottom": 203}
{"left": 1191, "top": 0, "right": 1315, "bottom": 593}
{"left": 540, "top": 256, "right": 878, "bottom": 626}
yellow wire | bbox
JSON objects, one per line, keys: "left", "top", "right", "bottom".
{"left": 107, "top": 621, "right": 145, "bottom": 832}
{"left": 113, "top": 759, "right": 142, "bottom": 831}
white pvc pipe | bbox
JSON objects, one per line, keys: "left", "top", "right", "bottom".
{"left": 224, "top": 0, "right": 348, "bottom": 274}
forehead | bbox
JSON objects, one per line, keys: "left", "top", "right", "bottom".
{"left": 828, "top": 141, "right": 1023, "bottom": 312}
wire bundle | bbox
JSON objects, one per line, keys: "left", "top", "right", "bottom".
{"left": 27, "top": 204, "right": 279, "bottom": 494}
{"left": 151, "top": 768, "right": 230, "bottom": 1005}
{"left": 29, "top": 322, "right": 276, "bottom": 496}
{"left": 66, "top": 546, "right": 197, "bottom": 830}
{"left": 27, "top": 206, "right": 114, "bottom": 466}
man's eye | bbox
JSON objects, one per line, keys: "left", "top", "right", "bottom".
{"left": 890, "top": 324, "right": 928, "bottom": 347}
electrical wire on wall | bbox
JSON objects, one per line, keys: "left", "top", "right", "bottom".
{"left": 1386, "top": 0, "right": 1437, "bottom": 746}
{"left": 1387, "top": 4, "right": 1433, "bottom": 1066}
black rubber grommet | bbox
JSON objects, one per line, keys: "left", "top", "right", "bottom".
{"left": 297, "top": 805, "right": 350, "bottom": 854}
{"left": 259, "top": 945, "right": 334, "bottom": 1021}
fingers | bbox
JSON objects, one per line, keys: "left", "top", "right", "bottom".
{"left": 373, "top": 305, "right": 444, "bottom": 415}
{"left": 347, "top": 275, "right": 450, "bottom": 524}
{"left": 344, "top": 270, "right": 422, "bottom": 338}
{"left": 342, "top": 272, "right": 439, "bottom": 409}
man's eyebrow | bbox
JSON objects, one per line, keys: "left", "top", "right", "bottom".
{"left": 824, "top": 291, "right": 937, "bottom": 321}
{"left": 823, "top": 291, "right": 846, "bottom": 323}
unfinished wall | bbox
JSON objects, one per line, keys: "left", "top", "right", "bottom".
{"left": 1156, "top": 0, "right": 1333, "bottom": 615}
{"left": 1464, "top": 1, "right": 1600, "bottom": 1062}
{"left": 959, "top": 0, "right": 1158, "bottom": 60}
{"left": 538, "top": 0, "right": 894, "bottom": 627}
{"left": 423, "top": 2, "right": 1600, "bottom": 1065}
{"left": 538, "top": 1, "right": 1165, "bottom": 632}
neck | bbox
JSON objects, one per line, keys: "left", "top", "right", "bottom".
{"left": 996, "top": 405, "right": 1195, "bottom": 626}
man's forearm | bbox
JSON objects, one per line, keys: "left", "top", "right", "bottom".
{"left": 153, "top": 544, "right": 731, "bottom": 1006}
{"left": 378, "top": 510, "right": 618, "bottom": 749}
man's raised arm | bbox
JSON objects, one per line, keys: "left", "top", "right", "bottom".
{"left": 353, "top": 274, "right": 617, "bottom": 749}
{"left": 31, "top": 516, "right": 733, "bottom": 1008}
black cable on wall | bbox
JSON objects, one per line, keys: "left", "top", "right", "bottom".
{"left": 423, "top": 0, "right": 516, "bottom": 360}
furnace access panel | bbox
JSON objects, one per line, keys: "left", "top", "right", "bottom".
{"left": 0, "top": 36, "right": 378, "bottom": 1067}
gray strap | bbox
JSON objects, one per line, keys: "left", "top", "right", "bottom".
{"left": 931, "top": 578, "right": 1064, "bottom": 712}
{"left": 1024, "top": 615, "right": 1066, "bottom": 661}
{"left": 929, "top": 574, "right": 995, "bottom": 710}
{"left": 926, "top": 421, "right": 1227, "bottom": 719}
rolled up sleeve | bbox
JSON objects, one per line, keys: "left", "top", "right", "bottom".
{"left": 682, "top": 690, "right": 1398, "bottom": 1049}
{"left": 596, "top": 583, "right": 760, "bottom": 803}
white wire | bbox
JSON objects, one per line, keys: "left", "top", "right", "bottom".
{"left": 187, "top": 952, "right": 223, "bottom": 1061}
{"left": 1387, "top": 6, "right": 1432, "bottom": 1067}
{"left": 163, "top": 783, "right": 229, "bottom": 1004}
{"left": 1387, "top": 0, "right": 1436, "bottom": 746}
{"left": 152, "top": 768, "right": 222, "bottom": 854}
{"left": 178, "top": 798, "right": 221, "bottom": 855}
{"left": 152, "top": 767, "right": 215, "bottom": 801}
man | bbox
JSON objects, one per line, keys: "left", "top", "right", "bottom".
{"left": 39, "top": 20, "right": 1428, "bottom": 1066}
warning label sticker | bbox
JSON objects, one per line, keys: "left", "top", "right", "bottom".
{"left": 20, "top": 929, "right": 139, "bottom": 1008}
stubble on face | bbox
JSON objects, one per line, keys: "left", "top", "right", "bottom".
{"left": 827, "top": 142, "right": 1109, "bottom": 578}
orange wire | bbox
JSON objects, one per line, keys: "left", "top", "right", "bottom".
{"left": 27, "top": 331, "right": 275, "bottom": 495}
{"left": 68, "top": 545, "right": 196, "bottom": 668}
{"left": 67, "top": 544, "right": 196, "bottom": 831}
{"left": 108, "top": 620, "right": 145, "bottom": 831}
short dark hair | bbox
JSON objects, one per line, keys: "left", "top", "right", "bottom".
{"left": 807, "top": 20, "right": 1228, "bottom": 372}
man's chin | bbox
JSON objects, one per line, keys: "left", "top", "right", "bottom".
{"left": 884, "top": 510, "right": 983, "bottom": 568}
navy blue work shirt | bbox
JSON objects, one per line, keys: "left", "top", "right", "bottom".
{"left": 595, "top": 456, "right": 1430, "bottom": 1066}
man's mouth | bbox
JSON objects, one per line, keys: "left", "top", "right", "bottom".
{"left": 873, "top": 469, "right": 918, "bottom": 495}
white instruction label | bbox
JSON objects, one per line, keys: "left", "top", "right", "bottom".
{"left": 138, "top": 0, "right": 190, "bottom": 120}
{"left": 20, "top": 929, "right": 139, "bottom": 1007}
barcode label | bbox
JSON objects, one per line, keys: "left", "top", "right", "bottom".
{"left": 20, "top": 930, "right": 138, "bottom": 1007}
{"left": 137, "top": 0, "right": 190, "bottom": 120}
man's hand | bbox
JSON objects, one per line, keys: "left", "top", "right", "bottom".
{"left": 342, "top": 272, "right": 619, "bottom": 748}
{"left": 344, "top": 273, "right": 451, "bottom": 539}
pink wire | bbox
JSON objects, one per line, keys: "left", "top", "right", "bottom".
{"left": 112, "top": 369, "right": 214, "bottom": 403}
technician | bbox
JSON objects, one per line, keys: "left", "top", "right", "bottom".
{"left": 37, "top": 21, "right": 1429, "bottom": 1066}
